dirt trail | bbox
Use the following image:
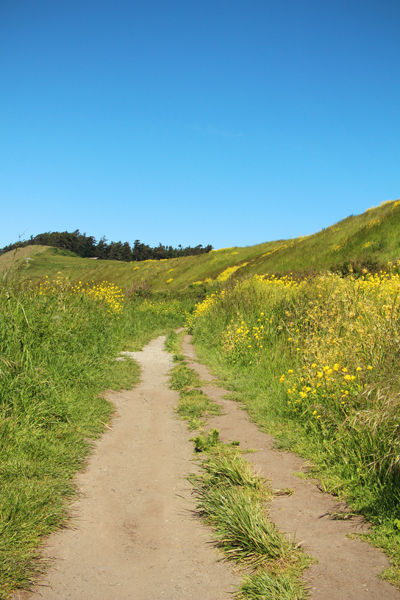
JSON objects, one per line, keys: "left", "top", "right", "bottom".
{"left": 15, "top": 337, "right": 239, "bottom": 600}
{"left": 14, "top": 334, "right": 400, "bottom": 600}
{"left": 181, "top": 335, "right": 400, "bottom": 600}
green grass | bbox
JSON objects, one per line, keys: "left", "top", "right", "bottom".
{"left": 119, "top": 299, "right": 187, "bottom": 351}
{"left": 0, "top": 277, "right": 188, "bottom": 599}
{"left": 191, "top": 428, "right": 222, "bottom": 452}
{"left": 176, "top": 389, "right": 222, "bottom": 430}
{"left": 237, "top": 571, "right": 307, "bottom": 600}
{"left": 165, "top": 329, "right": 225, "bottom": 429}
{"left": 169, "top": 363, "right": 202, "bottom": 390}
{"left": 166, "top": 339, "right": 222, "bottom": 429}
{"left": 240, "top": 199, "right": 400, "bottom": 277}
{"left": 2, "top": 199, "right": 400, "bottom": 294}
{"left": 188, "top": 444, "right": 310, "bottom": 599}
{"left": 164, "top": 329, "right": 186, "bottom": 361}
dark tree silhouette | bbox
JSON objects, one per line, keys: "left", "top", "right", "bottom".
{"left": 0, "top": 231, "right": 213, "bottom": 262}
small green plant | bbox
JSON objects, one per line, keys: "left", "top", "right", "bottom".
{"left": 191, "top": 428, "right": 221, "bottom": 452}
{"left": 237, "top": 571, "right": 306, "bottom": 600}
{"left": 176, "top": 389, "right": 222, "bottom": 430}
{"left": 173, "top": 353, "right": 185, "bottom": 362}
{"left": 169, "top": 364, "right": 201, "bottom": 390}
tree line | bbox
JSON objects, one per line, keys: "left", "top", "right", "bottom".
{"left": 0, "top": 230, "right": 213, "bottom": 261}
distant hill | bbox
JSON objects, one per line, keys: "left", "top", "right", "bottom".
{"left": 0, "top": 229, "right": 213, "bottom": 261}
{"left": 2, "top": 199, "right": 399, "bottom": 291}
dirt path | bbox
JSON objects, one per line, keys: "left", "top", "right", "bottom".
{"left": 14, "top": 334, "right": 400, "bottom": 600}
{"left": 15, "top": 337, "right": 239, "bottom": 600}
{"left": 181, "top": 335, "right": 400, "bottom": 600}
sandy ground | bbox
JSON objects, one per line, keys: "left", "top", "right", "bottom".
{"left": 14, "top": 337, "right": 239, "bottom": 600}
{"left": 13, "top": 333, "right": 400, "bottom": 600}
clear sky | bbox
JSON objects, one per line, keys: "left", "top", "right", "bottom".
{"left": 1, "top": 0, "right": 399, "bottom": 249}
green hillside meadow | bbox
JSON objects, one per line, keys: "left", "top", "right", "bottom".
{"left": 2, "top": 199, "right": 400, "bottom": 599}
{"left": 2, "top": 199, "right": 400, "bottom": 291}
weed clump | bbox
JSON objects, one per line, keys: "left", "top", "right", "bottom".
{"left": 169, "top": 364, "right": 201, "bottom": 390}
{"left": 237, "top": 571, "right": 306, "bottom": 600}
{"left": 176, "top": 390, "right": 221, "bottom": 430}
{"left": 191, "top": 428, "right": 221, "bottom": 452}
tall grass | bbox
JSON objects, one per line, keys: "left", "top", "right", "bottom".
{"left": 236, "top": 571, "right": 307, "bottom": 600}
{"left": 189, "top": 266, "right": 400, "bottom": 585}
{"left": 0, "top": 273, "right": 187, "bottom": 599}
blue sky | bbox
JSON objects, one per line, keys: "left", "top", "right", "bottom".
{"left": 1, "top": 0, "right": 399, "bottom": 249}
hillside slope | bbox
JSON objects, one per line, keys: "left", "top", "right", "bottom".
{"left": 2, "top": 199, "right": 400, "bottom": 291}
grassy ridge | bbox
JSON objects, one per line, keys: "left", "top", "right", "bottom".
{"left": 241, "top": 198, "right": 400, "bottom": 277}
{"left": 0, "top": 242, "right": 280, "bottom": 292}
{"left": 0, "top": 276, "right": 187, "bottom": 599}
{"left": 189, "top": 267, "right": 400, "bottom": 587}
{"left": 2, "top": 199, "right": 400, "bottom": 291}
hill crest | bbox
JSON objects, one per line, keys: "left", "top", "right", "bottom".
{"left": 2, "top": 199, "right": 399, "bottom": 291}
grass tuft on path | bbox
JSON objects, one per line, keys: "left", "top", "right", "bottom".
{"left": 188, "top": 442, "right": 311, "bottom": 598}
{"left": 169, "top": 363, "right": 202, "bottom": 390}
{"left": 176, "top": 389, "right": 221, "bottom": 430}
{"left": 237, "top": 571, "right": 307, "bottom": 600}
{"left": 166, "top": 331, "right": 222, "bottom": 429}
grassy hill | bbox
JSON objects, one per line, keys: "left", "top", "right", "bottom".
{"left": 2, "top": 199, "right": 400, "bottom": 291}
{"left": 2, "top": 197, "right": 400, "bottom": 597}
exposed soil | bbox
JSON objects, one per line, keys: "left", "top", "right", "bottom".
{"left": 13, "top": 334, "right": 400, "bottom": 600}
